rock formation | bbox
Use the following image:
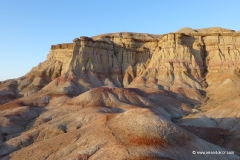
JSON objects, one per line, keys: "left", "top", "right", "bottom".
{"left": 1, "top": 27, "right": 240, "bottom": 159}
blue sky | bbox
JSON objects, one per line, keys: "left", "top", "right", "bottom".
{"left": 1, "top": 0, "right": 240, "bottom": 81}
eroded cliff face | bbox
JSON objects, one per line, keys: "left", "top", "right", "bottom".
{"left": 8, "top": 28, "right": 238, "bottom": 98}
{"left": 1, "top": 27, "right": 240, "bottom": 159}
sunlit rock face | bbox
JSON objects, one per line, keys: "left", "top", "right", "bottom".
{"left": 1, "top": 27, "right": 240, "bottom": 159}
{"left": 3, "top": 27, "right": 240, "bottom": 97}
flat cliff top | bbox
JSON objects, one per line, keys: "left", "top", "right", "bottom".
{"left": 177, "top": 27, "right": 240, "bottom": 36}
{"left": 93, "top": 27, "right": 239, "bottom": 40}
{"left": 92, "top": 32, "right": 162, "bottom": 40}
{"left": 50, "top": 27, "right": 240, "bottom": 49}
{"left": 177, "top": 27, "right": 235, "bottom": 33}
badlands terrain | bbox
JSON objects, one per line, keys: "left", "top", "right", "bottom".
{"left": 1, "top": 27, "right": 240, "bottom": 160}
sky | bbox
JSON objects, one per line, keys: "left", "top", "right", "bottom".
{"left": 1, "top": 0, "right": 240, "bottom": 81}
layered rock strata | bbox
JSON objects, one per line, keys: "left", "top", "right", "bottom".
{"left": 3, "top": 28, "right": 238, "bottom": 97}
{"left": 1, "top": 27, "right": 240, "bottom": 159}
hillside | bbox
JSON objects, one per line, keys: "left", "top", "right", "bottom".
{"left": 1, "top": 27, "right": 240, "bottom": 160}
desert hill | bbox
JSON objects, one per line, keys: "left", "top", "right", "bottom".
{"left": 0, "top": 27, "right": 240, "bottom": 159}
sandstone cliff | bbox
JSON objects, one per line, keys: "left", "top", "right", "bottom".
{"left": 3, "top": 28, "right": 239, "bottom": 97}
{"left": 1, "top": 27, "right": 240, "bottom": 159}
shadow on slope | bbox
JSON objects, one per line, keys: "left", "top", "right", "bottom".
{"left": 0, "top": 86, "right": 239, "bottom": 159}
